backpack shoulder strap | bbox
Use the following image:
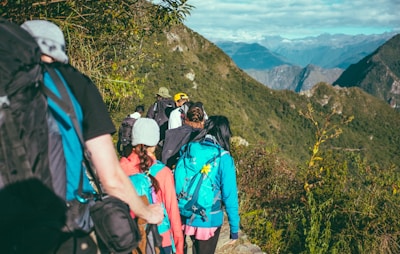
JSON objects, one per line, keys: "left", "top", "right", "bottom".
{"left": 221, "top": 150, "right": 229, "bottom": 157}
{"left": 42, "top": 66, "right": 103, "bottom": 196}
{"left": 149, "top": 160, "right": 165, "bottom": 177}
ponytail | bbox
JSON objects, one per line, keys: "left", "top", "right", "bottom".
{"left": 134, "top": 144, "right": 160, "bottom": 192}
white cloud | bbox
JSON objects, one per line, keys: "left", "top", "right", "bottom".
{"left": 184, "top": 0, "right": 400, "bottom": 42}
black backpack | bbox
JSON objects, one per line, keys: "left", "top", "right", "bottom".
{"left": 152, "top": 98, "right": 175, "bottom": 127}
{"left": 0, "top": 18, "right": 66, "bottom": 253}
{"left": 0, "top": 19, "right": 48, "bottom": 186}
{"left": 117, "top": 116, "right": 138, "bottom": 157}
{"left": 155, "top": 99, "right": 175, "bottom": 142}
{"left": 0, "top": 19, "right": 102, "bottom": 253}
{"left": 162, "top": 125, "right": 201, "bottom": 168}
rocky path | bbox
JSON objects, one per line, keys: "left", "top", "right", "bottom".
{"left": 185, "top": 218, "right": 265, "bottom": 254}
{"left": 93, "top": 215, "right": 265, "bottom": 254}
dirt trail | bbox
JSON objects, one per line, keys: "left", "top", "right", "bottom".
{"left": 185, "top": 217, "right": 265, "bottom": 254}
{"left": 93, "top": 214, "right": 265, "bottom": 254}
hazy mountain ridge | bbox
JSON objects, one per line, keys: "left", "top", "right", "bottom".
{"left": 217, "top": 33, "right": 395, "bottom": 69}
{"left": 294, "top": 65, "right": 343, "bottom": 92}
{"left": 216, "top": 33, "right": 395, "bottom": 92}
{"left": 246, "top": 64, "right": 343, "bottom": 91}
{"left": 260, "top": 32, "right": 397, "bottom": 68}
{"left": 216, "top": 42, "right": 291, "bottom": 69}
{"left": 334, "top": 34, "right": 400, "bottom": 107}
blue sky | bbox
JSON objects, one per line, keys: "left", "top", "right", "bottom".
{"left": 183, "top": 0, "right": 400, "bottom": 42}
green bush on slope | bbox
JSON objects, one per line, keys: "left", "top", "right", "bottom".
{"left": 234, "top": 105, "right": 400, "bottom": 253}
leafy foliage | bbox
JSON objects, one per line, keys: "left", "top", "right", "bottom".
{"left": 232, "top": 143, "right": 303, "bottom": 252}
{"left": 234, "top": 105, "right": 400, "bottom": 253}
{"left": 1, "top": 0, "right": 193, "bottom": 114}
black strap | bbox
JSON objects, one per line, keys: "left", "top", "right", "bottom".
{"left": 42, "top": 66, "right": 104, "bottom": 197}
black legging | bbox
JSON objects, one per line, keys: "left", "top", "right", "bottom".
{"left": 189, "top": 227, "right": 221, "bottom": 254}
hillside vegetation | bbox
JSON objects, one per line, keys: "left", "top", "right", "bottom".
{"left": 3, "top": 1, "right": 400, "bottom": 253}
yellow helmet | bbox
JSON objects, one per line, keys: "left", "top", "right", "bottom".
{"left": 174, "top": 92, "right": 189, "bottom": 102}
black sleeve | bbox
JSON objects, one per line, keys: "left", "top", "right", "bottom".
{"left": 55, "top": 63, "right": 116, "bottom": 140}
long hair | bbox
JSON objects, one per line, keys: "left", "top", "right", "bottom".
{"left": 134, "top": 144, "right": 160, "bottom": 192}
{"left": 186, "top": 102, "right": 205, "bottom": 123}
{"left": 193, "top": 115, "right": 232, "bottom": 151}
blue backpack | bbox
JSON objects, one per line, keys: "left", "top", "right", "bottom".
{"left": 128, "top": 160, "right": 175, "bottom": 251}
{"left": 174, "top": 140, "right": 228, "bottom": 224}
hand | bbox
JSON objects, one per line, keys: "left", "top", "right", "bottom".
{"left": 145, "top": 203, "right": 164, "bottom": 224}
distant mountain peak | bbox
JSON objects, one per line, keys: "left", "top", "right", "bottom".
{"left": 217, "top": 41, "right": 291, "bottom": 70}
{"left": 333, "top": 34, "right": 400, "bottom": 106}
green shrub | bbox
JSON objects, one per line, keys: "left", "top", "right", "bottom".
{"left": 234, "top": 105, "right": 400, "bottom": 253}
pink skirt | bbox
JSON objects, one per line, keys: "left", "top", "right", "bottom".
{"left": 182, "top": 225, "right": 218, "bottom": 240}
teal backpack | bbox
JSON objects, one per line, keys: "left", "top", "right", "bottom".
{"left": 128, "top": 160, "right": 175, "bottom": 251}
{"left": 174, "top": 141, "right": 228, "bottom": 224}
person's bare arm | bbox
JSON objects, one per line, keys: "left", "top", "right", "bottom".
{"left": 85, "top": 134, "right": 163, "bottom": 224}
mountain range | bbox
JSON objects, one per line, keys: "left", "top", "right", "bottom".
{"left": 259, "top": 33, "right": 396, "bottom": 69}
{"left": 216, "top": 42, "right": 290, "bottom": 69}
{"left": 216, "top": 33, "right": 397, "bottom": 91}
{"left": 334, "top": 34, "right": 400, "bottom": 107}
{"left": 218, "top": 33, "right": 396, "bottom": 69}
{"left": 246, "top": 64, "right": 343, "bottom": 92}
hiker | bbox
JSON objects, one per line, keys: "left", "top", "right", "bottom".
{"left": 146, "top": 87, "right": 176, "bottom": 139}
{"left": 168, "top": 92, "right": 190, "bottom": 130}
{"left": 116, "top": 104, "right": 145, "bottom": 157}
{"left": 197, "top": 101, "right": 209, "bottom": 121}
{"left": 174, "top": 116, "right": 240, "bottom": 254}
{"left": 20, "top": 20, "right": 163, "bottom": 253}
{"left": 162, "top": 102, "right": 206, "bottom": 169}
{"left": 130, "top": 104, "right": 145, "bottom": 119}
{"left": 120, "top": 118, "right": 184, "bottom": 254}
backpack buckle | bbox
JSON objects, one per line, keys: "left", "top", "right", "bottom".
{"left": 75, "top": 190, "right": 97, "bottom": 203}
{"left": 178, "top": 191, "right": 188, "bottom": 200}
{"left": 199, "top": 209, "right": 208, "bottom": 222}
